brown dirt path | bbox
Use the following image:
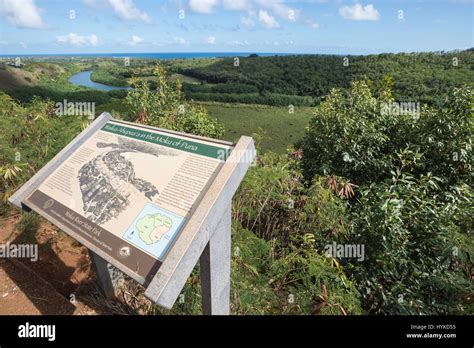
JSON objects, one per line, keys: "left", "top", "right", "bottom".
{"left": 0, "top": 213, "right": 108, "bottom": 315}
{"left": 0, "top": 258, "right": 87, "bottom": 315}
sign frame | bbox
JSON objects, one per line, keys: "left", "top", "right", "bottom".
{"left": 9, "top": 112, "right": 256, "bottom": 314}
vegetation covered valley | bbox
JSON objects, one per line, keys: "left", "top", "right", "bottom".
{"left": 0, "top": 51, "right": 472, "bottom": 315}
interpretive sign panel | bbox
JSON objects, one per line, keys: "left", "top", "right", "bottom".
{"left": 16, "top": 117, "right": 234, "bottom": 284}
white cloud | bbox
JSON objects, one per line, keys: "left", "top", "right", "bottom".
{"left": 226, "top": 40, "right": 249, "bottom": 46}
{"left": 20, "top": 42, "right": 27, "bottom": 48}
{"left": 339, "top": 3, "right": 380, "bottom": 21}
{"left": 223, "top": 0, "right": 250, "bottom": 11}
{"left": 258, "top": 9, "right": 279, "bottom": 28}
{"left": 206, "top": 36, "right": 216, "bottom": 44}
{"left": 0, "top": 0, "right": 44, "bottom": 29}
{"left": 189, "top": 0, "right": 218, "bottom": 14}
{"left": 256, "top": 0, "right": 299, "bottom": 21}
{"left": 0, "top": 40, "right": 8, "bottom": 45}
{"left": 128, "top": 35, "right": 143, "bottom": 46}
{"left": 56, "top": 33, "right": 99, "bottom": 46}
{"left": 174, "top": 37, "right": 187, "bottom": 44}
{"left": 107, "top": 0, "right": 151, "bottom": 23}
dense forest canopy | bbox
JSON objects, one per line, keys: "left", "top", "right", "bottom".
{"left": 175, "top": 50, "right": 474, "bottom": 106}
{"left": 2, "top": 50, "right": 472, "bottom": 108}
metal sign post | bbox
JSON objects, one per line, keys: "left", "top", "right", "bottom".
{"left": 9, "top": 112, "right": 256, "bottom": 315}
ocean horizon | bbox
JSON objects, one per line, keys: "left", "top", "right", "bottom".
{"left": 1, "top": 50, "right": 465, "bottom": 59}
{"left": 0, "top": 52, "right": 298, "bottom": 59}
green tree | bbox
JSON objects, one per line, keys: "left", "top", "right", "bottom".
{"left": 298, "top": 79, "right": 402, "bottom": 185}
{"left": 297, "top": 80, "right": 473, "bottom": 314}
{"left": 125, "top": 63, "right": 223, "bottom": 138}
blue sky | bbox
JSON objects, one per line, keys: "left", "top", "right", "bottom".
{"left": 0, "top": 0, "right": 472, "bottom": 55}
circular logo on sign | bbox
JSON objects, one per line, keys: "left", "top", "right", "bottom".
{"left": 43, "top": 199, "right": 54, "bottom": 210}
{"left": 118, "top": 245, "right": 131, "bottom": 259}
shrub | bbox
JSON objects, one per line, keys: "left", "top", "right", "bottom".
{"left": 298, "top": 79, "right": 403, "bottom": 185}
{"left": 233, "top": 149, "right": 362, "bottom": 314}
{"left": 0, "top": 92, "right": 85, "bottom": 208}
{"left": 349, "top": 165, "right": 473, "bottom": 314}
{"left": 125, "top": 63, "right": 223, "bottom": 138}
{"left": 297, "top": 80, "right": 473, "bottom": 314}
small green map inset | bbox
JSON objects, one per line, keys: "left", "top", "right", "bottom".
{"left": 123, "top": 203, "right": 186, "bottom": 260}
{"left": 137, "top": 213, "right": 172, "bottom": 245}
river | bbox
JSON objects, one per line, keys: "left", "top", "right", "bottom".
{"left": 69, "top": 71, "right": 131, "bottom": 91}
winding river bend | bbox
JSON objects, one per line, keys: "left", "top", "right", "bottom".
{"left": 69, "top": 70, "right": 131, "bottom": 91}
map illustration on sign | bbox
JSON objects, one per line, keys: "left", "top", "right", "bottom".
{"left": 20, "top": 119, "right": 234, "bottom": 282}
{"left": 78, "top": 138, "right": 165, "bottom": 225}
{"left": 123, "top": 203, "right": 186, "bottom": 260}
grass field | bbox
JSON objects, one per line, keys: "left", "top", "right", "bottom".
{"left": 200, "top": 102, "right": 314, "bottom": 153}
{"left": 169, "top": 73, "right": 202, "bottom": 84}
{"left": 1, "top": 62, "right": 314, "bottom": 154}
{"left": 0, "top": 66, "right": 37, "bottom": 92}
{"left": 95, "top": 98, "right": 129, "bottom": 116}
{"left": 96, "top": 100, "right": 313, "bottom": 154}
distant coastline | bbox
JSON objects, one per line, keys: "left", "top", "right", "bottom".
{"left": 0, "top": 48, "right": 469, "bottom": 60}
{"left": 0, "top": 52, "right": 292, "bottom": 59}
